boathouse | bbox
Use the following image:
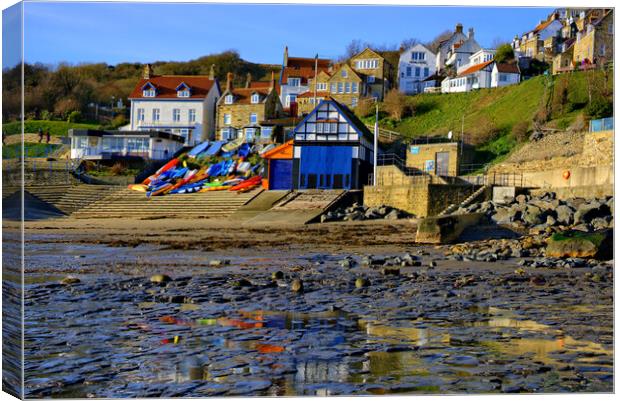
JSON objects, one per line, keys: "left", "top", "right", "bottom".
{"left": 261, "top": 140, "right": 294, "bottom": 190}
{"left": 291, "top": 98, "right": 374, "bottom": 190}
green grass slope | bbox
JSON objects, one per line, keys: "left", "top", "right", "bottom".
{"left": 3, "top": 120, "right": 101, "bottom": 136}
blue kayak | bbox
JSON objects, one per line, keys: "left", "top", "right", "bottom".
{"left": 187, "top": 141, "right": 210, "bottom": 157}
{"left": 201, "top": 141, "right": 226, "bottom": 157}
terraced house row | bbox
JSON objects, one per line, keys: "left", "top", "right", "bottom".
{"left": 70, "top": 6, "right": 610, "bottom": 158}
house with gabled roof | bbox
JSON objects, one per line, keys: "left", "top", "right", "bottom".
{"left": 279, "top": 46, "right": 331, "bottom": 111}
{"left": 349, "top": 47, "right": 392, "bottom": 100}
{"left": 398, "top": 43, "right": 437, "bottom": 94}
{"left": 511, "top": 13, "right": 563, "bottom": 61}
{"left": 127, "top": 64, "right": 221, "bottom": 145}
{"left": 216, "top": 72, "right": 283, "bottom": 142}
{"left": 572, "top": 9, "right": 613, "bottom": 69}
{"left": 441, "top": 60, "right": 520, "bottom": 93}
{"left": 291, "top": 97, "right": 375, "bottom": 190}
{"left": 436, "top": 23, "right": 470, "bottom": 72}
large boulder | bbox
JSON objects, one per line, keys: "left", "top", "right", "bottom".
{"left": 546, "top": 229, "right": 613, "bottom": 260}
{"left": 416, "top": 213, "right": 484, "bottom": 244}
{"left": 574, "top": 201, "right": 611, "bottom": 224}
{"left": 554, "top": 205, "right": 575, "bottom": 226}
{"left": 523, "top": 205, "right": 543, "bottom": 226}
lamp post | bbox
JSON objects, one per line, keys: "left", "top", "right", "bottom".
{"left": 374, "top": 102, "right": 378, "bottom": 186}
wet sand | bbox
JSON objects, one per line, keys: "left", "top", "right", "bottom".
{"left": 3, "top": 217, "right": 614, "bottom": 396}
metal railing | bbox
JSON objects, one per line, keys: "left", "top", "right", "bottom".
{"left": 589, "top": 117, "right": 613, "bottom": 132}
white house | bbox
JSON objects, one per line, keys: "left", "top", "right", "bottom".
{"left": 491, "top": 63, "right": 521, "bottom": 87}
{"left": 435, "top": 23, "right": 470, "bottom": 72}
{"left": 279, "top": 46, "right": 331, "bottom": 110}
{"left": 442, "top": 61, "right": 520, "bottom": 93}
{"left": 127, "top": 65, "right": 221, "bottom": 145}
{"left": 68, "top": 129, "right": 185, "bottom": 161}
{"left": 398, "top": 44, "right": 437, "bottom": 94}
{"left": 445, "top": 28, "right": 482, "bottom": 71}
{"left": 467, "top": 49, "right": 496, "bottom": 69}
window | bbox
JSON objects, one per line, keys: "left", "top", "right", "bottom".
{"left": 137, "top": 108, "right": 145, "bottom": 121}
{"left": 599, "top": 44, "right": 606, "bottom": 55}
{"left": 189, "top": 109, "right": 196, "bottom": 123}
{"left": 177, "top": 90, "right": 190, "bottom": 97}
{"left": 251, "top": 94, "right": 260, "bottom": 104}
{"left": 330, "top": 83, "right": 336, "bottom": 93}
{"left": 288, "top": 77, "right": 301, "bottom": 86}
{"left": 337, "top": 82, "right": 343, "bottom": 93}
{"left": 245, "top": 128, "right": 256, "bottom": 141}
{"left": 406, "top": 66, "right": 412, "bottom": 76}
{"left": 261, "top": 126, "right": 273, "bottom": 139}
{"left": 499, "top": 74, "right": 508, "bottom": 82}
{"left": 424, "top": 67, "right": 429, "bottom": 77}
{"left": 411, "top": 52, "right": 426, "bottom": 61}
{"left": 351, "top": 97, "right": 358, "bottom": 107}
{"left": 415, "top": 67, "right": 421, "bottom": 77}
{"left": 286, "top": 94, "right": 297, "bottom": 107}
{"left": 608, "top": 22, "right": 613, "bottom": 34}
{"left": 152, "top": 108, "right": 160, "bottom": 121}
{"left": 355, "top": 59, "right": 378, "bottom": 69}
{"left": 249, "top": 113, "right": 257, "bottom": 124}
{"left": 102, "top": 137, "right": 124, "bottom": 151}
{"left": 341, "top": 69, "right": 347, "bottom": 78}
{"left": 367, "top": 75, "right": 375, "bottom": 83}
{"left": 224, "top": 114, "right": 231, "bottom": 125}
{"left": 225, "top": 95, "right": 233, "bottom": 104}
{"left": 172, "top": 109, "right": 180, "bottom": 122}
{"left": 345, "top": 82, "right": 351, "bottom": 93}
{"left": 352, "top": 82, "right": 358, "bottom": 93}
{"left": 317, "top": 82, "right": 327, "bottom": 90}
{"left": 143, "top": 89, "right": 156, "bottom": 97}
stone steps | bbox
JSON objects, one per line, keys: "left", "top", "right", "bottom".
{"left": 438, "top": 185, "right": 489, "bottom": 216}
{"left": 71, "top": 188, "right": 262, "bottom": 219}
{"left": 24, "top": 185, "right": 122, "bottom": 214}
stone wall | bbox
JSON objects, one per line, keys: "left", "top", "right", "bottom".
{"left": 427, "top": 184, "right": 478, "bottom": 217}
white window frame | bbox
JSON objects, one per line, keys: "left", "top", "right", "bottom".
{"left": 249, "top": 113, "right": 257, "bottom": 124}
{"left": 177, "top": 90, "right": 190, "bottom": 97}
{"left": 172, "top": 108, "right": 181, "bottom": 122}
{"left": 152, "top": 108, "right": 160, "bottom": 121}
{"left": 143, "top": 89, "right": 156, "bottom": 97}
{"left": 288, "top": 77, "right": 301, "bottom": 86}
{"left": 251, "top": 94, "right": 260, "bottom": 104}
{"left": 345, "top": 82, "right": 351, "bottom": 93}
{"left": 341, "top": 69, "right": 347, "bottom": 78}
{"left": 188, "top": 109, "right": 196, "bottom": 123}
{"left": 352, "top": 82, "right": 358, "bottom": 93}
{"left": 224, "top": 114, "right": 231, "bottom": 125}
{"left": 225, "top": 95, "right": 233, "bottom": 104}
{"left": 338, "top": 82, "right": 343, "bottom": 93}
{"left": 351, "top": 97, "right": 358, "bottom": 107}
{"left": 137, "top": 108, "right": 145, "bottom": 121}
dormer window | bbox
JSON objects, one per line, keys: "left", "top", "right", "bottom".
{"left": 175, "top": 82, "right": 191, "bottom": 98}
{"left": 141, "top": 82, "right": 157, "bottom": 97}
{"left": 251, "top": 94, "right": 260, "bottom": 104}
{"left": 341, "top": 69, "right": 348, "bottom": 78}
{"left": 288, "top": 77, "right": 301, "bottom": 86}
{"left": 225, "top": 95, "right": 233, "bottom": 104}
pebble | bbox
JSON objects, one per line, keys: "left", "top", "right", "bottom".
{"left": 150, "top": 274, "right": 172, "bottom": 284}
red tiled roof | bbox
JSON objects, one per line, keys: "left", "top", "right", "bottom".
{"left": 247, "top": 80, "right": 281, "bottom": 94}
{"left": 129, "top": 75, "right": 216, "bottom": 99}
{"left": 224, "top": 85, "right": 275, "bottom": 105}
{"left": 281, "top": 66, "right": 330, "bottom": 85}
{"left": 457, "top": 60, "right": 494, "bottom": 77}
{"left": 495, "top": 63, "right": 520, "bottom": 74}
{"left": 287, "top": 56, "right": 330, "bottom": 69}
{"left": 297, "top": 91, "right": 329, "bottom": 99}
{"left": 534, "top": 19, "right": 554, "bottom": 33}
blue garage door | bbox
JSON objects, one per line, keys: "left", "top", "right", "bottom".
{"left": 299, "top": 146, "right": 352, "bottom": 189}
{"left": 269, "top": 159, "right": 293, "bottom": 190}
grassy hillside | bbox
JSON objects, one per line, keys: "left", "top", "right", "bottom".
{"left": 3, "top": 120, "right": 101, "bottom": 136}
{"left": 368, "top": 70, "right": 612, "bottom": 165}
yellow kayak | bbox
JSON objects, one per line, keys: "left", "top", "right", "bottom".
{"left": 199, "top": 185, "right": 232, "bottom": 192}
{"left": 128, "top": 184, "right": 148, "bottom": 192}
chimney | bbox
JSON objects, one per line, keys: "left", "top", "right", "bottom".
{"left": 283, "top": 46, "right": 289, "bottom": 66}
{"left": 226, "top": 72, "right": 233, "bottom": 92}
{"left": 269, "top": 71, "right": 276, "bottom": 91}
{"left": 245, "top": 72, "right": 252, "bottom": 88}
{"left": 209, "top": 64, "right": 216, "bottom": 80}
{"left": 143, "top": 64, "right": 153, "bottom": 79}
{"left": 468, "top": 28, "right": 474, "bottom": 39}
{"left": 455, "top": 23, "right": 463, "bottom": 34}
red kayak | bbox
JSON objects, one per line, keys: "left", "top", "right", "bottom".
{"left": 229, "top": 176, "right": 262, "bottom": 191}
{"left": 143, "top": 158, "right": 179, "bottom": 185}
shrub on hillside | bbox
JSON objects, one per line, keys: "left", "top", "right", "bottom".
{"left": 354, "top": 97, "right": 375, "bottom": 118}
{"left": 585, "top": 97, "right": 613, "bottom": 120}
{"left": 382, "top": 89, "right": 410, "bottom": 121}
{"left": 471, "top": 116, "right": 499, "bottom": 145}
{"left": 67, "top": 111, "right": 82, "bottom": 123}
{"left": 494, "top": 44, "right": 515, "bottom": 63}
{"left": 110, "top": 162, "right": 127, "bottom": 176}
{"left": 511, "top": 121, "right": 530, "bottom": 142}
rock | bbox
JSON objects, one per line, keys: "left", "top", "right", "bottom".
{"left": 355, "top": 277, "right": 370, "bottom": 288}
{"left": 529, "top": 275, "right": 546, "bottom": 286}
{"left": 271, "top": 271, "right": 284, "bottom": 280}
{"left": 60, "top": 276, "right": 81, "bottom": 285}
{"left": 291, "top": 279, "right": 304, "bottom": 293}
{"left": 523, "top": 205, "right": 543, "bottom": 226}
{"left": 150, "top": 274, "right": 172, "bottom": 284}
{"left": 384, "top": 209, "right": 401, "bottom": 220}
{"left": 591, "top": 217, "right": 609, "bottom": 230}
{"left": 574, "top": 201, "right": 611, "bottom": 224}
{"left": 554, "top": 205, "right": 574, "bottom": 226}
{"left": 515, "top": 194, "right": 529, "bottom": 204}
{"left": 233, "top": 278, "right": 253, "bottom": 287}
{"left": 428, "top": 261, "right": 437, "bottom": 268}
{"left": 546, "top": 229, "right": 613, "bottom": 260}
{"left": 209, "top": 259, "right": 230, "bottom": 267}
{"left": 545, "top": 215, "right": 557, "bottom": 226}
{"left": 382, "top": 267, "right": 400, "bottom": 276}
{"left": 491, "top": 208, "right": 514, "bottom": 224}
{"left": 339, "top": 258, "right": 354, "bottom": 268}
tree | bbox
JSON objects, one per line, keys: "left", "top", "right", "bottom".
{"left": 341, "top": 39, "right": 364, "bottom": 61}
{"left": 424, "top": 30, "right": 453, "bottom": 53}
{"left": 491, "top": 37, "right": 508, "bottom": 49}
{"left": 399, "top": 37, "right": 421, "bottom": 51}
{"left": 382, "top": 89, "right": 410, "bottom": 121}
{"left": 494, "top": 44, "right": 515, "bottom": 63}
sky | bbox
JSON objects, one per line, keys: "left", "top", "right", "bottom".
{"left": 9, "top": 1, "right": 555, "bottom": 68}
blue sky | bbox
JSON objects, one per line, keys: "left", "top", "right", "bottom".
{"left": 15, "top": 2, "right": 555, "bottom": 68}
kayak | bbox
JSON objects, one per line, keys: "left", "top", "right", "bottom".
{"left": 143, "top": 158, "right": 179, "bottom": 185}
{"left": 187, "top": 141, "right": 210, "bottom": 158}
{"left": 200, "top": 185, "right": 232, "bottom": 192}
{"left": 221, "top": 137, "right": 244, "bottom": 153}
{"left": 128, "top": 184, "right": 148, "bottom": 192}
{"left": 147, "top": 183, "right": 173, "bottom": 197}
{"left": 237, "top": 143, "right": 251, "bottom": 158}
{"left": 229, "top": 176, "right": 262, "bottom": 191}
{"left": 201, "top": 140, "right": 226, "bottom": 157}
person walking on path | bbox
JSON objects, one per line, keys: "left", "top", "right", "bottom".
{"left": 45, "top": 129, "right": 51, "bottom": 144}
{"left": 38, "top": 128, "right": 43, "bottom": 143}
